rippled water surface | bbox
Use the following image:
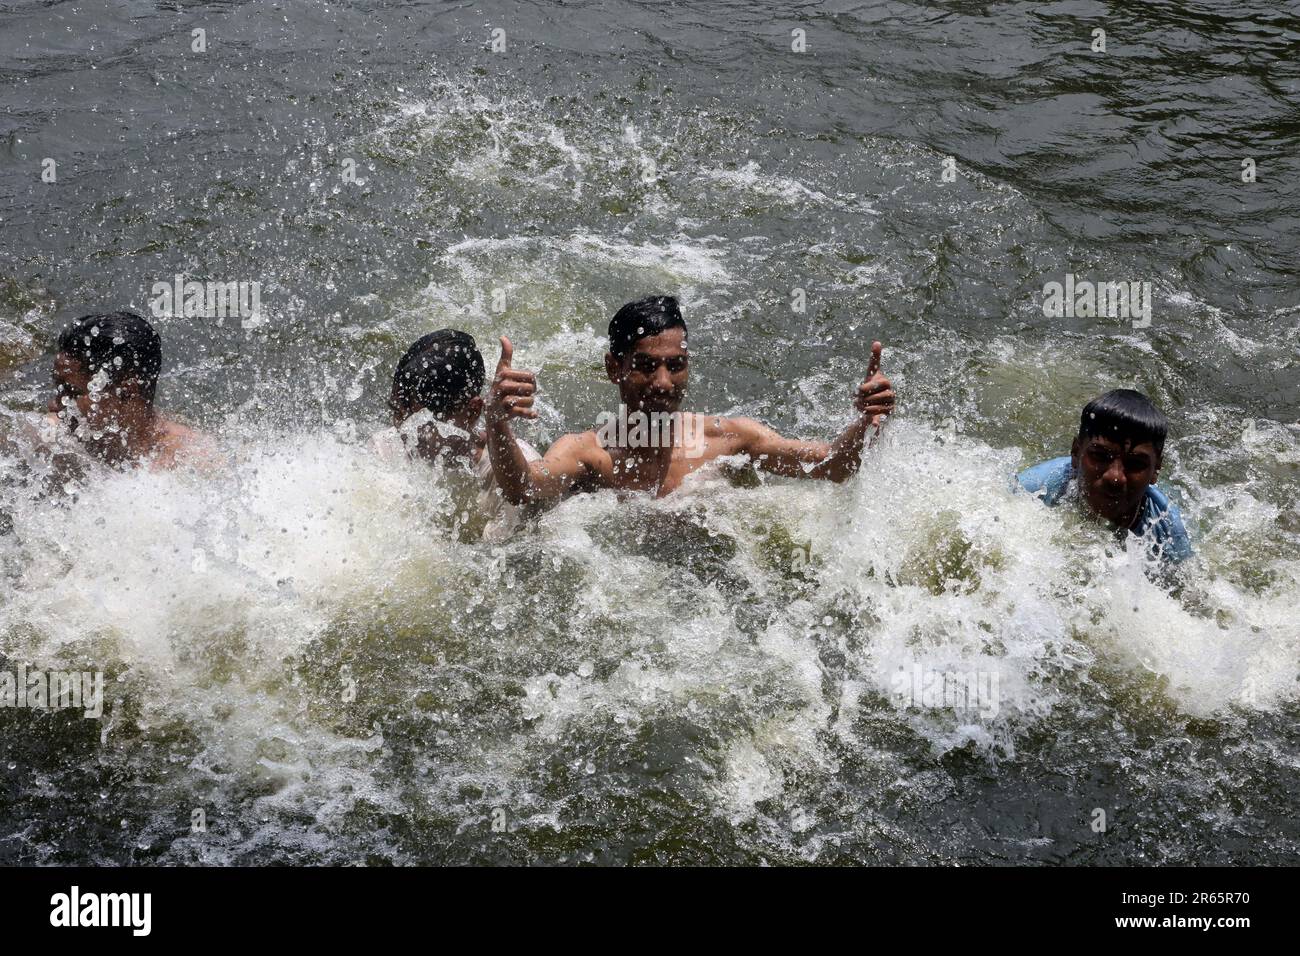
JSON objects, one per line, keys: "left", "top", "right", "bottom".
{"left": 1, "top": 0, "right": 1298, "bottom": 864}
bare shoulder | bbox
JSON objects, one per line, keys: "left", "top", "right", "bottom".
{"left": 697, "top": 414, "right": 771, "bottom": 448}
{"left": 551, "top": 428, "right": 609, "bottom": 466}
{"left": 539, "top": 429, "right": 614, "bottom": 490}
{"left": 152, "top": 418, "right": 223, "bottom": 472}
{"left": 14, "top": 412, "right": 65, "bottom": 450}
{"left": 703, "top": 415, "right": 764, "bottom": 436}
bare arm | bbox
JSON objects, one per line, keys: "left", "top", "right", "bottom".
{"left": 735, "top": 340, "right": 895, "bottom": 483}
{"left": 484, "top": 336, "right": 594, "bottom": 509}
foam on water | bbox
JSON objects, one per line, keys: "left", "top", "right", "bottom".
{"left": 3, "top": 55, "right": 1297, "bottom": 864}
{"left": 2, "top": 366, "right": 1297, "bottom": 862}
{"left": 441, "top": 234, "right": 735, "bottom": 290}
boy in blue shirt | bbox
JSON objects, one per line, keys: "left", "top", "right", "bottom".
{"left": 1017, "top": 389, "right": 1192, "bottom": 566}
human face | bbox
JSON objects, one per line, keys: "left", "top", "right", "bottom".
{"left": 1071, "top": 434, "right": 1160, "bottom": 528}
{"left": 48, "top": 353, "right": 93, "bottom": 424}
{"left": 605, "top": 326, "right": 689, "bottom": 416}
{"left": 399, "top": 397, "right": 484, "bottom": 463}
{"left": 48, "top": 353, "right": 142, "bottom": 456}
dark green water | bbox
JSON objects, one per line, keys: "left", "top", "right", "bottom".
{"left": 0, "top": 0, "right": 1297, "bottom": 864}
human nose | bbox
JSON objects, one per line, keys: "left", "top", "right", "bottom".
{"left": 1103, "top": 457, "right": 1126, "bottom": 487}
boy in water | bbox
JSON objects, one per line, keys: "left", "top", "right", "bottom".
{"left": 42, "top": 310, "right": 212, "bottom": 471}
{"left": 374, "top": 329, "right": 540, "bottom": 540}
{"left": 485, "top": 295, "right": 895, "bottom": 507}
{"left": 1017, "top": 389, "right": 1192, "bottom": 566}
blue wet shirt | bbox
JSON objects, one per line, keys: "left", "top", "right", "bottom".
{"left": 1016, "top": 456, "right": 1193, "bottom": 565}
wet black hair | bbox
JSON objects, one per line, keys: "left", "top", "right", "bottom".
{"left": 56, "top": 311, "right": 162, "bottom": 402}
{"left": 1078, "top": 388, "right": 1168, "bottom": 455}
{"left": 607, "top": 295, "right": 687, "bottom": 359}
{"left": 388, "top": 329, "right": 485, "bottom": 420}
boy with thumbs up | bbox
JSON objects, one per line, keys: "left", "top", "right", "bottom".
{"left": 374, "top": 328, "right": 541, "bottom": 541}
{"left": 485, "top": 295, "right": 895, "bottom": 509}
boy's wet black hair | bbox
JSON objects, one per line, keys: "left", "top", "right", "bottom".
{"left": 607, "top": 295, "right": 686, "bottom": 358}
{"left": 57, "top": 311, "right": 163, "bottom": 402}
{"left": 389, "top": 329, "right": 485, "bottom": 421}
{"left": 1078, "top": 388, "right": 1168, "bottom": 455}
